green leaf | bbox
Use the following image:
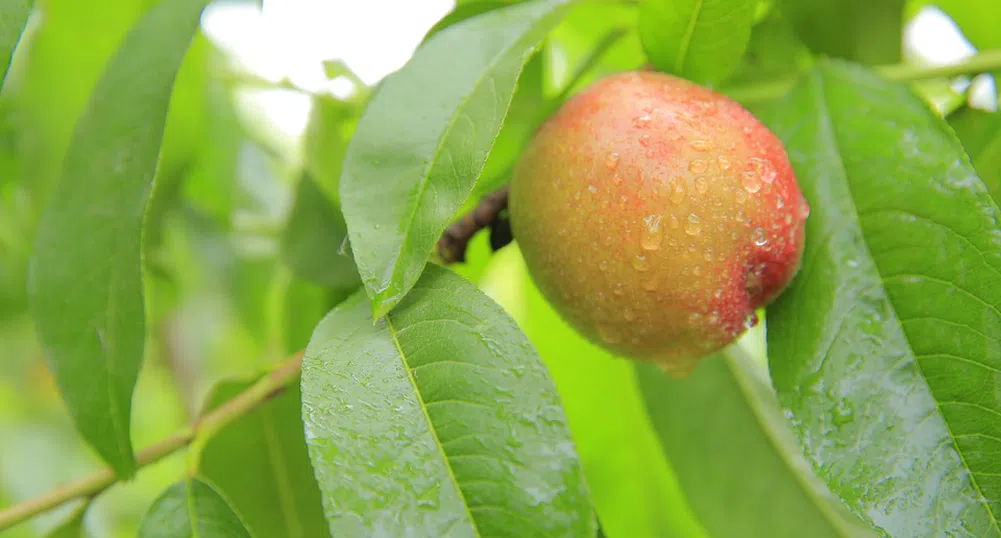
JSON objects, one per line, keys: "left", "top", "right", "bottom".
{"left": 479, "top": 246, "right": 707, "bottom": 538}
{"left": 303, "top": 94, "right": 358, "bottom": 205}
{"left": 138, "top": 477, "right": 252, "bottom": 538}
{"left": 199, "top": 378, "right": 330, "bottom": 538}
{"left": 44, "top": 501, "right": 89, "bottom": 538}
{"left": 28, "top": 0, "right": 207, "bottom": 477}
{"left": 777, "top": 0, "right": 903, "bottom": 64}
{"left": 0, "top": 0, "right": 32, "bottom": 87}
{"left": 281, "top": 175, "right": 361, "bottom": 290}
{"left": 760, "top": 61, "right": 1001, "bottom": 536}
{"left": 638, "top": 0, "right": 756, "bottom": 84}
{"left": 301, "top": 264, "right": 594, "bottom": 537}
{"left": 637, "top": 348, "right": 875, "bottom": 538}
{"left": 339, "top": 0, "right": 572, "bottom": 318}
{"left": 950, "top": 107, "right": 1001, "bottom": 202}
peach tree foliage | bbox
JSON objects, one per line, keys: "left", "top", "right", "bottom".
{"left": 1, "top": 0, "right": 1000, "bottom": 536}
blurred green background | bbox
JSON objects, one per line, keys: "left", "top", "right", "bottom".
{"left": 0, "top": 0, "right": 995, "bottom": 536}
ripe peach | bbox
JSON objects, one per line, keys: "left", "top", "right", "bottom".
{"left": 508, "top": 71, "right": 808, "bottom": 377}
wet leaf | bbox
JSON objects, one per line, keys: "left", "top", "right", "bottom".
{"left": 637, "top": 348, "right": 875, "bottom": 538}
{"left": 28, "top": 0, "right": 207, "bottom": 478}
{"left": 339, "top": 0, "right": 572, "bottom": 318}
{"left": 761, "top": 60, "right": 1001, "bottom": 536}
{"left": 301, "top": 264, "right": 594, "bottom": 537}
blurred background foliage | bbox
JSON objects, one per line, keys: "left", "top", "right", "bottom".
{"left": 0, "top": 0, "right": 997, "bottom": 536}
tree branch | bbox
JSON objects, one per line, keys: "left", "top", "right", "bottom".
{"left": 0, "top": 351, "right": 304, "bottom": 532}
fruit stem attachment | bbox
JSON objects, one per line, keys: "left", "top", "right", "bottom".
{"left": 727, "top": 48, "right": 1001, "bottom": 103}
{"left": 437, "top": 187, "right": 510, "bottom": 263}
{"left": 0, "top": 352, "right": 304, "bottom": 532}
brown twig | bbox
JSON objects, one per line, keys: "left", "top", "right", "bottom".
{"left": 437, "top": 186, "right": 510, "bottom": 263}
{"left": 0, "top": 351, "right": 305, "bottom": 532}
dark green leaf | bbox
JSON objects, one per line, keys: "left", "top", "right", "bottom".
{"left": 199, "top": 378, "right": 330, "bottom": 538}
{"left": 950, "top": 106, "right": 1001, "bottom": 202}
{"left": 28, "top": 0, "right": 207, "bottom": 477}
{"left": 777, "top": 0, "right": 903, "bottom": 64}
{"left": 138, "top": 477, "right": 252, "bottom": 538}
{"left": 761, "top": 61, "right": 1001, "bottom": 536}
{"left": 637, "top": 348, "right": 875, "bottom": 537}
{"left": 638, "top": 0, "right": 756, "bottom": 84}
{"left": 722, "top": 11, "right": 814, "bottom": 88}
{"left": 0, "top": 0, "right": 32, "bottom": 87}
{"left": 340, "top": 0, "right": 572, "bottom": 318}
{"left": 301, "top": 264, "right": 594, "bottom": 537}
{"left": 281, "top": 176, "right": 360, "bottom": 290}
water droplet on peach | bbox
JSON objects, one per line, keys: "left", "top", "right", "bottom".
{"left": 624, "top": 309, "right": 635, "bottom": 321}
{"left": 643, "top": 278, "right": 658, "bottom": 291}
{"left": 605, "top": 152, "right": 620, "bottom": 170}
{"left": 641, "top": 214, "right": 662, "bottom": 251}
{"left": 741, "top": 171, "right": 761, "bottom": 193}
{"left": 689, "top": 159, "right": 709, "bottom": 174}
{"left": 752, "top": 227, "right": 768, "bottom": 247}
{"left": 670, "top": 182, "right": 685, "bottom": 204}
{"left": 633, "top": 254, "right": 650, "bottom": 271}
{"left": 695, "top": 176, "right": 708, "bottom": 194}
{"left": 588, "top": 185, "right": 598, "bottom": 193}
{"left": 685, "top": 214, "right": 701, "bottom": 235}
{"left": 633, "top": 115, "right": 651, "bottom": 128}
{"left": 691, "top": 139, "right": 715, "bottom": 151}
{"left": 717, "top": 154, "right": 732, "bottom": 171}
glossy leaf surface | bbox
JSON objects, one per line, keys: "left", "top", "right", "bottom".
{"left": 637, "top": 349, "right": 875, "bottom": 538}
{"left": 301, "top": 264, "right": 593, "bottom": 537}
{"left": 340, "top": 0, "right": 571, "bottom": 317}
{"left": 761, "top": 61, "right": 1001, "bottom": 537}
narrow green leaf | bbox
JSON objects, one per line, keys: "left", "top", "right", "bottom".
{"left": 777, "top": 0, "right": 903, "bottom": 64}
{"left": 760, "top": 61, "right": 1001, "bottom": 536}
{"left": 638, "top": 0, "right": 756, "bottom": 83}
{"left": 422, "top": 1, "right": 511, "bottom": 44}
{"left": 281, "top": 175, "right": 360, "bottom": 290}
{"left": 637, "top": 348, "right": 875, "bottom": 537}
{"left": 199, "top": 378, "right": 330, "bottom": 538}
{"left": 0, "top": 0, "right": 32, "bottom": 86}
{"left": 340, "top": 0, "right": 572, "bottom": 318}
{"left": 301, "top": 264, "right": 594, "bottom": 537}
{"left": 138, "top": 477, "right": 252, "bottom": 538}
{"left": 28, "top": 0, "right": 207, "bottom": 477}
{"left": 950, "top": 107, "right": 1001, "bottom": 202}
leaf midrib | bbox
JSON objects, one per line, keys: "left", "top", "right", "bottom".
{"left": 811, "top": 69, "right": 1001, "bottom": 533}
{"left": 385, "top": 315, "right": 481, "bottom": 537}
{"left": 675, "top": 0, "right": 705, "bottom": 74}
{"left": 723, "top": 348, "right": 867, "bottom": 537}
